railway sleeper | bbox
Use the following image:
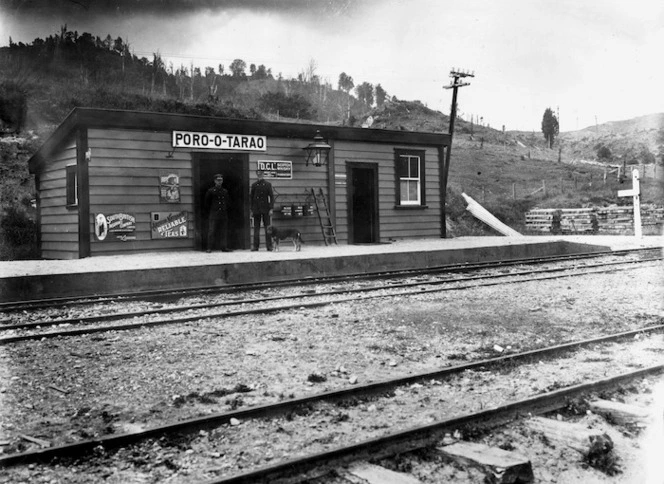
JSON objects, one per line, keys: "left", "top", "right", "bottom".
{"left": 588, "top": 399, "right": 650, "bottom": 426}
{"left": 435, "top": 441, "right": 534, "bottom": 483}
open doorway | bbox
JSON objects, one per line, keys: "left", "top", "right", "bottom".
{"left": 193, "top": 153, "right": 249, "bottom": 251}
{"left": 347, "top": 162, "right": 379, "bottom": 244}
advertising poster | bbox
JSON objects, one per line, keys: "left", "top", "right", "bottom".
{"left": 160, "top": 173, "right": 181, "bottom": 203}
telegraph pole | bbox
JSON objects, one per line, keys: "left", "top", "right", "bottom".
{"left": 441, "top": 68, "right": 474, "bottom": 237}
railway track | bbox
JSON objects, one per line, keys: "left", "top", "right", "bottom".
{"left": 1, "top": 247, "right": 660, "bottom": 482}
{"left": 0, "top": 252, "right": 661, "bottom": 344}
{"left": 1, "top": 247, "right": 660, "bottom": 313}
{"left": 1, "top": 326, "right": 662, "bottom": 482}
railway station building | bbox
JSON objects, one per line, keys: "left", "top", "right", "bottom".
{"left": 28, "top": 108, "right": 451, "bottom": 259}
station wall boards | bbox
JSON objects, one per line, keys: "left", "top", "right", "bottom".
{"left": 27, "top": 107, "right": 450, "bottom": 259}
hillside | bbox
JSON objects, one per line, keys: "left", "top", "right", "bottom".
{"left": 1, "top": 29, "right": 663, "bottom": 259}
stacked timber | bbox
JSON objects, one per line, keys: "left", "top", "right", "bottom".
{"left": 526, "top": 205, "right": 663, "bottom": 235}
{"left": 558, "top": 208, "right": 598, "bottom": 234}
{"left": 597, "top": 205, "right": 664, "bottom": 234}
{"left": 644, "top": 205, "right": 664, "bottom": 231}
{"left": 596, "top": 206, "right": 633, "bottom": 234}
{"left": 524, "top": 209, "right": 560, "bottom": 234}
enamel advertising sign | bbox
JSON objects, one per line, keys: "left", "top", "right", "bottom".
{"left": 95, "top": 213, "right": 136, "bottom": 241}
{"left": 151, "top": 211, "right": 189, "bottom": 239}
{"left": 256, "top": 160, "right": 292, "bottom": 179}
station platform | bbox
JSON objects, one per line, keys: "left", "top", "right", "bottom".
{"left": 1, "top": 235, "right": 662, "bottom": 303}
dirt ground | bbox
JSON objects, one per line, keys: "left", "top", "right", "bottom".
{"left": 0, "top": 260, "right": 663, "bottom": 483}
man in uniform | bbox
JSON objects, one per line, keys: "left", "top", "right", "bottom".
{"left": 250, "top": 169, "right": 274, "bottom": 251}
{"left": 205, "top": 173, "right": 232, "bottom": 252}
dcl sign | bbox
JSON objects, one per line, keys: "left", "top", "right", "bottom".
{"left": 172, "top": 131, "right": 267, "bottom": 151}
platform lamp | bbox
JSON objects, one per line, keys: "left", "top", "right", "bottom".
{"left": 303, "top": 130, "right": 331, "bottom": 167}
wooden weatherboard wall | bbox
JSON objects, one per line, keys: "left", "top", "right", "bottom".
{"left": 37, "top": 134, "right": 79, "bottom": 259}
{"left": 87, "top": 128, "right": 193, "bottom": 255}
{"left": 333, "top": 141, "right": 442, "bottom": 242}
{"left": 28, "top": 108, "right": 450, "bottom": 258}
{"left": 246, "top": 136, "right": 328, "bottom": 246}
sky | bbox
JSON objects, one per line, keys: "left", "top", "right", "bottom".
{"left": 1, "top": 0, "right": 663, "bottom": 132}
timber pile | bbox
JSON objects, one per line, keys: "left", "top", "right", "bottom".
{"left": 558, "top": 208, "right": 597, "bottom": 234}
{"left": 524, "top": 209, "right": 560, "bottom": 233}
{"left": 596, "top": 206, "right": 632, "bottom": 234}
{"left": 597, "top": 205, "right": 664, "bottom": 234}
{"left": 525, "top": 205, "right": 664, "bottom": 235}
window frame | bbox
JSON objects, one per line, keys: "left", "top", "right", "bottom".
{"left": 394, "top": 149, "right": 426, "bottom": 208}
{"left": 66, "top": 164, "right": 78, "bottom": 207}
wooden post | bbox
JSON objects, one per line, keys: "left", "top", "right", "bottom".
{"left": 617, "top": 165, "right": 621, "bottom": 181}
{"left": 542, "top": 180, "right": 546, "bottom": 197}
{"left": 618, "top": 169, "right": 642, "bottom": 238}
{"left": 512, "top": 182, "right": 516, "bottom": 200}
{"left": 603, "top": 167, "right": 607, "bottom": 185}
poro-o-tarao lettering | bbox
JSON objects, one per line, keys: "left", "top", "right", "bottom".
{"left": 172, "top": 131, "right": 266, "bottom": 151}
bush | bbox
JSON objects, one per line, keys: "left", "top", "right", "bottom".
{"left": 258, "top": 91, "right": 313, "bottom": 119}
{"left": 0, "top": 81, "right": 27, "bottom": 132}
{"left": 0, "top": 206, "right": 39, "bottom": 260}
{"left": 488, "top": 198, "right": 537, "bottom": 226}
{"left": 597, "top": 145, "right": 612, "bottom": 160}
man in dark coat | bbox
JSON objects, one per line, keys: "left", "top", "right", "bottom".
{"left": 205, "top": 173, "right": 232, "bottom": 252}
{"left": 250, "top": 169, "right": 274, "bottom": 251}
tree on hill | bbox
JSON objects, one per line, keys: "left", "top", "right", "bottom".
{"left": 541, "top": 107, "right": 559, "bottom": 148}
{"left": 338, "top": 72, "right": 354, "bottom": 93}
{"left": 375, "top": 84, "right": 387, "bottom": 107}
{"left": 355, "top": 82, "right": 374, "bottom": 107}
{"left": 229, "top": 59, "right": 247, "bottom": 78}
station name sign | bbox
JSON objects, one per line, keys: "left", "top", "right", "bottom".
{"left": 172, "top": 131, "right": 267, "bottom": 151}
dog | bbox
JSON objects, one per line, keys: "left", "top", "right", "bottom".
{"left": 267, "top": 226, "right": 304, "bottom": 251}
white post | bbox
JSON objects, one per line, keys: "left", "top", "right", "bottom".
{"left": 632, "top": 169, "right": 642, "bottom": 238}
{"left": 618, "top": 169, "right": 642, "bottom": 238}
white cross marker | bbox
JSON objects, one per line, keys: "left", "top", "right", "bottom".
{"left": 617, "top": 169, "right": 642, "bottom": 238}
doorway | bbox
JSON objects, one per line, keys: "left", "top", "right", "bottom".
{"left": 193, "top": 153, "right": 249, "bottom": 251}
{"left": 347, "top": 162, "right": 379, "bottom": 244}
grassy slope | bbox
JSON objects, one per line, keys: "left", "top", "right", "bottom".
{"left": 1, "top": 55, "right": 663, "bottom": 256}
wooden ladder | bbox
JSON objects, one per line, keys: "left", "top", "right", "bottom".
{"left": 311, "top": 188, "right": 338, "bottom": 245}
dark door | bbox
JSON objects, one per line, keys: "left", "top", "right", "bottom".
{"left": 348, "top": 163, "right": 379, "bottom": 244}
{"left": 193, "top": 154, "right": 249, "bottom": 250}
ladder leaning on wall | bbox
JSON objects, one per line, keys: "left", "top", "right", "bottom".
{"left": 310, "top": 188, "right": 338, "bottom": 246}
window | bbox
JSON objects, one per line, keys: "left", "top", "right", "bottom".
{"left": 66, "top": 164, "right": 78, "bottom": 206}
{"left": 395, "top": 149, "right": 425, "bottom": 207}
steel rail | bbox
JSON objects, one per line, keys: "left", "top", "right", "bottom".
{"left": 1, "top": 247, "right": 659, "bottom": 311}
{"left": 207, "top": 364, "right": 664, "bottom": 484}
{"left": 1, "top": 256, "right": 660, "bottom": 336}
{"left": 1, "top": 258, "right": 659, "bottom": 345}
{"left": 1, "top": 323, "right": 662, "bottom": 468}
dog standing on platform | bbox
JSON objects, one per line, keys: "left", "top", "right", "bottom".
{"left": 267, "top": 226, "right": 304, "bottom": 251}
